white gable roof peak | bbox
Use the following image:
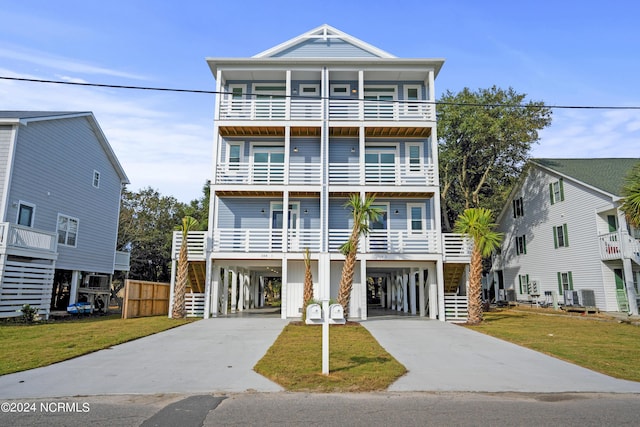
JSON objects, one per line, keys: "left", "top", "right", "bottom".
{"left": 253, "top": 24, "right": 397, "bottom": 59}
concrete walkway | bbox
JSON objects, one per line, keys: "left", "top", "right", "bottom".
{"left": 361, "top": 318, "right": 640, "bottom": 393}
{"left": 0, "top": 318, "right": 288, "bottom": 399}
{"left": 1, "top": 316, "right": 639, "bottom": 399}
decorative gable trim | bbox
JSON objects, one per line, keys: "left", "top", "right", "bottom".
{"left": 253, "top": 24, "right": 396, "bottom": 59}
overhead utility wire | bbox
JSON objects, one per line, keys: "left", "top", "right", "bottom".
{"left": 2, "top": 76, "right": 640, "bottom": 110}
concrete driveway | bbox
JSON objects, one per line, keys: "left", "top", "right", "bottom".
{"left": 361, "top": 318, "right": 640, "bottom": 393}
{"left": 0, "top": 318, "right": 288, "bottom": 399}
{"left": 1, "top": 316, "right": 639, "bottom": 399}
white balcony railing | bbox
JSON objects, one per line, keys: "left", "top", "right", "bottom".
{"left": 329, "top": 163, "right": 437, "bottom": 186}
{"left": 443, "top": 233, "right": 473, "bottom": 261}
{"left": 114, "top": 251, "right": 131, "bottom": 271}
{"left": 218, "top": 98, "right": 435, "bottom": 122}
{"left": 288, "top": 163, "right": 322, "bottom": 185}
{"left": 215, "top": 163, "right": 285, "bottom": 185}
{"left": 329, "top": 229, "right": 441, "bottom": 254}
{"left": 288, "top": 229, "right": 322, "bottom": 252}
{"left": 599, "top": 231, "right": 640, "bottom": 261}
{"left": 214, "top": 229, "right": 284, "bottom": 252}
{"left": 172, "top": 231, "right": 207, "bottom": 260}
{"left": 0, "top": 222, "right": 57, "bottom": 254}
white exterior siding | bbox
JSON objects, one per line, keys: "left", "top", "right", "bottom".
{"left": 495, "top": 163, "right": 635, "bottom": 312}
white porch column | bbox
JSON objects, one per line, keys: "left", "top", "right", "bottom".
{"left": 409, "top": 269, "right": 417, "bottom": 315}
{"left": 360, "top": 257, "right": 367, "bottom": 320}
{"left": 437, "top": 259, "right": 446, "bottom": 321}
{"left": 402, "top": 271, "right": 409, "bottom": 313}
{"left": 68, "top": 270, "right": 80, "bottom": 305}
{"left": 386, "top": 274, "right": 392, "bottom": 309}
{"left": 230, "top": 269, "right": 238, "bottom": 313}
{"left": 428, "top": 264, "right": 438, "bottom": 319}
{"left": 204, "top": 257, "right": 213, "bottom": 318}
{"left": 281, "top": 257, "right": 288, "bottom": 319}
{"left": 259, "top": 276, "right": 265, "bottom": 307}
{"left": 419, "top": 268, "right": 426, "bottom": 317}
{"left": 237, "top": 269, "right": 244, "bottom": 312}
{"left": 282, "top": 191, "right": 289, "bottom": 253}
{"left": 168, "top": 260, "right": 176, "bottom": 318}
{"left": 211, "top": 263, "right": 220, "bottom": 317}
{"left": 623, "top": 258, "right": 639, "bottom": 315}
{"left": 222, "top": 267, "right": 229, "bottom": 315}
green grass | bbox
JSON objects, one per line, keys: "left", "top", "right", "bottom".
{"left": 254, "top": 322, "right": 406, "bottom": 392}
{"left": 0, "top": 315, "right": 193, "bottom": 375}
{"left": 467, "top": 309, "right": 640, "bottom": 382}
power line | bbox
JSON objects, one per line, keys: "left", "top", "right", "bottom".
{"left": 2, "top": 75, "right": 640, "bottom": 110}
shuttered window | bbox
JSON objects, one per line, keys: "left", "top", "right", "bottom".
{"left": 549, "top": 178, "right": 565, "bottom": 204}
{"left": 516, "top": 235, "right": 527, "bottom": 255}
{"left": 553, "top": 224, "right": 569, "bottom": 248}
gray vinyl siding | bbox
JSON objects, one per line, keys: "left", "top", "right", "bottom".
{"left": 218, "top": 197, "right": 320, "bottom": 230}
{"left": 328, "top": 198, "right": 350, "bottom": 229}
{"left": 495, "top": 166, "right": 619, "bottom": 311}
{"left": 0, "top": 125, "right": 14, "bottom": 218}
{"left": 289, "top": 138, "right": 320, "bottom": 163}
{"left": 329, "top": 138, "right": 359, "bottom": 163}
{"left": 271, "top": 38, "right": 380, "bottom": 58}
{"left": 6, "top": 117, "right": 122, "bottom": 274}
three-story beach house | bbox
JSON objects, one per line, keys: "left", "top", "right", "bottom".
{"left": 170, "top": 25, "right": 471, "bottom": 321}
{"left": 0, "top": 112, "right": 130, "bottom": 319}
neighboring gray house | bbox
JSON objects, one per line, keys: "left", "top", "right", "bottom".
{"left": 0, "top": 112, "right": 130, "bottom": 319}
{"left": 492, "top": 158, "right": 640, "bottom": 315}
{"left": 171, "top": 25, "right": 471, "bottom": 322}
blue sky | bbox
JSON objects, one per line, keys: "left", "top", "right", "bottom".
{"left": 1, "top": 0, "right": 639, "bottom": 202}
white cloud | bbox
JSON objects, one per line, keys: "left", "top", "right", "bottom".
{"left": 535, "top": 109, "right": 640, "bottom": 159}
{"left": 0, "top": 68, "right": 212, "bottom": 202}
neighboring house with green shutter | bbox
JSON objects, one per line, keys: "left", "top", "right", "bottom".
{"left": 491, "top": 158, "right": 640, "bottom": 315}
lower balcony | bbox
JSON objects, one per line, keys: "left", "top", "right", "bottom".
{"left": 0, "top": 222, "right": 57, "bottom": 257}
{"left": 175, "top": 229, "right": 471, "bottom": 260}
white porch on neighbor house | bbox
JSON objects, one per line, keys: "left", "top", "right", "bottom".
{"left": 598, "top": 231, "right": 640, "bottom": 264}
{"left": 218, "top": 98, "right": 435, "bottom": 123}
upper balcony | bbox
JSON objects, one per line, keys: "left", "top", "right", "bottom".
{"left": 214, "top": 162, "right": 437, "bottom": 187}
{"left": 599, "top": 231, "right": 640, "bottom": 264}
{"left": 218, "top": 98, "right": 434, "bottom": 123}
{"left": 0, "top": 222, "right": 57, "bottom": 258}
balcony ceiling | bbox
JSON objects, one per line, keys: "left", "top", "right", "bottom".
{"left": 216, "top": 190, "right": 320, "bottom": 197}
{"left": 220, "top": 126, "right": 431, "bottom": 138}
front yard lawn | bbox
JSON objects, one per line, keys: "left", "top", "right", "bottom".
{"left": 467, "top": 309, "right": 640, "bottom": 382}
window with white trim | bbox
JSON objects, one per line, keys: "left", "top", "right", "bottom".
{"left": 518, "top": 274, "right": 530, "bottom": 295}
{"left": 299, "top": 84, "right": 320, "bottom": 97}
{"left": 93, "top": 170, "right": 100, "bottom": 188}
{"left": 406, "top": 143, "right": 423, "bottom": 172}
{"left": 57, "top": 214, "right": 79, "bottom": 247}
{"left": 17, "top": 202, "right": 35, "bottom": 227}
{"left": 557, "top": 271, "right": 573, "bottom": 296}
{"left": 330, "top": 84, "right": 350, "bottom": 97}
{"left": 550, "top": 178, "right": 565, "bottom": 204}
{"left": 407, "top": 203, "right": 425, "bottom": 233}
{"left": 227, "top": 143, "right": 243, "bottom": 171}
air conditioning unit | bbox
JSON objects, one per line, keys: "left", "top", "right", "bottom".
{"left": 564, "top": 290, "right": 579, "bottom": 306}
{"left": 580, "top": 289, "right": 596, "bottom": 307}
{"left": 506, "top": 289, "right": 516, "bottom": 302}
{"left": 528, "top": 279, "right": 540, "bottom": 296}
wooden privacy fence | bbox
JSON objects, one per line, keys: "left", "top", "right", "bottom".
{"left": 122, "top": 280, "right": 170, "bottom": 319}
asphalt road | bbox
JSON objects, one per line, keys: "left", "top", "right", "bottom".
{"left": 2, "top": 392, "right": 639, "bottom": 427}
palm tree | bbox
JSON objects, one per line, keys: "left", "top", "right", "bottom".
{"left": 302, "top": 247, "right": 314, "bottom": 322}
{"left": 453, "top": 208, "right": 503, "bottom": 325}
{"left": 172, "top": 216, "right": 199, "bottom": 319}
{"left": 337, "top": 193, "right": 382, "bottom": 318}
{"left": 621, "top": 162, "right": 640, "bottom": 228}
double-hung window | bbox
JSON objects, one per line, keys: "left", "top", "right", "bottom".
{"left": 57, "top": 214, "right": 79, "bottom": 247}
{"left": 406, "top": 143, "right": 423, "bottom": 173}
{"left": 557, "top": 271, "right": 573, "bottom": 296}
{"left": 549, "top": 178, "right": 565, "bottom": 204}
{"left": 92, "top": 170, "right": 100, "bottom": 188}
{"left": 518, "top": 274, "right": 530, "bottom": 294}
{"left": 553, "top": 224, "right": 569, "bottom": 248}
{"left": 407, "top": 203, "right": 425, "bottom": 233}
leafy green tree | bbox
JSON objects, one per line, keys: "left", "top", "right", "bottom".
{"left": 337, "top": 194, "right": 382, "bottom": 318}
{"left": 453, "top": 208, "right": 503, "bottom": 325}
{"left": 437, "top": 86, "right": 552, "bottom": 230}
{"left": 621, "top": 162, "right": 640, "bottom": 228}
{"left": 118, "top": 187, "right": 185, "bottom": 282}
{"left": 172, "top": 216, "right": 199, "bottom": 318}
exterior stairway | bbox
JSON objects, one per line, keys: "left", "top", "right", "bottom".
{"left": 187, "top": 262, "right": 206, "bottom": 293}
{"left": 444, "top": 263, "right": 466, "bottom": 293}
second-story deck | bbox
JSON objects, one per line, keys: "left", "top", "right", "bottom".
{"left": 173, "top": 230, "right": 471, "bottom": 261}
{"left": 218, "top": 98, "right": 435, "bottom": 123}
{"left": 215, "top": 162, "right": 437, "bottom": 187}
{"left": 598, "top": 231, "right": 640, "bottom": 264}
{"left": 0, "top": 222, "right": 58, "bottom": 258}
